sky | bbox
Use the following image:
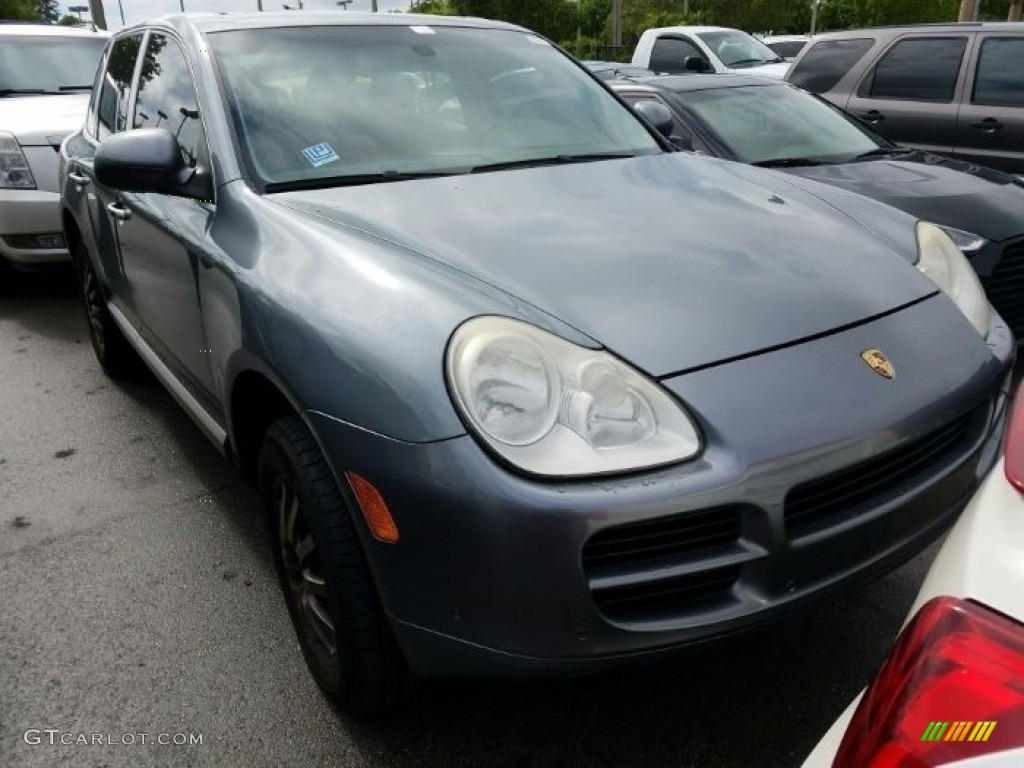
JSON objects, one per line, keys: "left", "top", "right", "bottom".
{"left": 62, "top": 0, "right": 411, "bottom": 28}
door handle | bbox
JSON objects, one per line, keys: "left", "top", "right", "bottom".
{"left": 859, "top": 109, "right": 885, "bottom": 123}
{"left": 68, "top": 171, "right": 89, "bottom": 187}
{"left": 106, "top": 202, "right": 131, "bottom": 222}
{"left": 970, "top": 118, "right": 1004, "bottom": 134}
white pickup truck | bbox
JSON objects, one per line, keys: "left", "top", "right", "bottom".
{"left": 632, "top": 26, "right": 791, "bottom": 79}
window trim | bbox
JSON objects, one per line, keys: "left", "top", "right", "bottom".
{"left": 858, "top": 34, "right": 970, "bottom": 104}
{"left": 970, "top": 36, "right": 1024, "bottom": 108}
{"left": 84, "top": 45, "right": 108, "bottom": 140}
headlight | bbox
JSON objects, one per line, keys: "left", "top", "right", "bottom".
{"left": 0, "top": 131, "right": 36, "bottom": 189}
{"left": 937, "top": 224, "right": 987, "bottom": 257}
{"left": 916, "top": 221, "right": 989, "bottom": 337}
{"left": 446, "top": 316, "right": 701, "bottom": 477}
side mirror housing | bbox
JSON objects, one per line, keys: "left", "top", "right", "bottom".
{"left": 683, "top": 56, "right": 711, "bottom": 73}
{"left": 633, "top": 100, "right": 675, "bottom": 139}
{"left": 95, "top": 128, "right": 211, "bottom": 200}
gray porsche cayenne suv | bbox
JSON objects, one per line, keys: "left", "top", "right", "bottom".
{"left": 60, "top": 12, "right": 1014, "bottom": 714}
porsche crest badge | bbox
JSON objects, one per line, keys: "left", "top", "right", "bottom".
{"left": 861, "top": 349, "right": 895, "bottom": 380}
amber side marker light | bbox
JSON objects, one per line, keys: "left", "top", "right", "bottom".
{"left": 346, "top": 471, "right": 400, "bottom": 544}
{"left": 833, "top": 596, "right": 1024, "bottom": 768}
{"left": 1004, "top": 379, "right": 1024, "bottom": 493}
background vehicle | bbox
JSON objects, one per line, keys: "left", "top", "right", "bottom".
{"left": 760, "top": 34, "right": 810, "bottom": 61}
{"left": 582, "top": 60, "right": 653, "bottom": 80}
{"left": 610, "top": 74, "right": 1024, "bottom": 339}
{"left": 0, "top": 23, "right": 107, "bottom": 271}
{"left": 632, "top": 25, "right": 791, "bottom": 78}
{"left": 787, "top": 23, "right": 1024, "bottom": 175}
{"left": 803, "top": 379, "right": 1024, "bottom": 767}
{"left": 62, "top": 12, "right": 1012, "bottom": 716}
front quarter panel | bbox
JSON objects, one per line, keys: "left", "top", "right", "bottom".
{"left": 213, "top": 184, "right": 597, "bottom": 444}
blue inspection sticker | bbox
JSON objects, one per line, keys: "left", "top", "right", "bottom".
{"left": 302, "top": 142, "right": 340, "bottom": 168}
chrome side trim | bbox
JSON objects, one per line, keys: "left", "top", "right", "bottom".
{"left": 107, "top": 301, "right": 228, "bottom": 453}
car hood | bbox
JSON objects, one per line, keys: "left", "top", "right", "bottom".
{"left": 725, "top": 61, "right": 791, "bottom": 79}
{"left": 0, "top": 93, "right": 90, "bottom": 146}
{"left": 272, "top": 153, "right": 936, "bottom": 377}
{"left": 783, "top": 155, "right": 1024, "bottom": 242}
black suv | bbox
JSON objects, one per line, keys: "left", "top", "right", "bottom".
{"left": 787, "top": 23, "right": 1024, "bottom": 176}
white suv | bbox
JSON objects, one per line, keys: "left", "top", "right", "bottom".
{"left": 0, "top": 23, "right": 107, "bottom": 270}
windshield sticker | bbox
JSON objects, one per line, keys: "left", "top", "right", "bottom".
{"left": 526, "top": 35, "right": 550, "bottom": 46}
{"left": 301, "top": 143, "right": 339, "bottom": 168}
{"left": 409, "top": 26, "right": 436, "bottom": 34}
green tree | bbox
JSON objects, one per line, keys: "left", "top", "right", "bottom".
{"left": 58, "top": 12, "right": 80, "bottom": 23}
{"left": 35, "top": 0, "right": 59, "bottom": 22}
{"left": 409, "top": 0, "right": 456, "bottom": 13}
{"left": 0, "top": 0, "right": 41, "bottom": 20}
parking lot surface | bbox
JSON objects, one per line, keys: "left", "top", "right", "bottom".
{"left": 1, "top": 269, "right": 941, "bottom": 767}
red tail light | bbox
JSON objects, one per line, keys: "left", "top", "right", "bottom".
{"left": 1005, "top": 381, "right": 1024, "bottom": 493}
{"left": 833, "top": 597, "right": 1024, "bottom": 768}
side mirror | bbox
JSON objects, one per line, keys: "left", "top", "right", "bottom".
{"left": 95, "top": 128, "right": 210, "bottom": 200}
{"left": 683, "top": 56, "right": 711, "bottom": 73}
{"left": 671, "top": 133, "right": 694, "bottom": 152}
{"left": 633, "top": 100, "right": 675, "bottom": 139}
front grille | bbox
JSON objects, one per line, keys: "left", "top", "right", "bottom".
{"left": 592, "top": 565, "right": 741, "bottom": 620}
{"left": 785, "top": 409, "right": 978, "bottom": 537}
{"left": 582, "top": 506, "right": 742, "bottom": 570}
{"left": 582, "top": 505, "right": 747, "bottom": 623}
{"left": 988, "top": 238, "right": 1024, "bottom": 338}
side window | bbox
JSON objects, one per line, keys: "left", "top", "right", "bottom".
{"left": 133, "top": 33, "right": 208, "bottom": 170}
{"left": 973, "top": 38, "right": 1024, "bottom": 107}
{"left": 96, "top": 34, "right": 142, "bottom": 140}
{"left": 788, "top": 38, "right": 874, "bottom": 94}
{"left": 650, "top": 37, "right": 705, "bottom": 74}
{"left": 85, "top": 47, "right": 108, "bottom": 137}
{"left": 868, "top": 37, "right": 967, "bottom": 102}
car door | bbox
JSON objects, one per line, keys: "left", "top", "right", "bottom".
{"left": 75, "top": 32, "right": 144, "bottom": 297}
{"left": 954, "top": 35, "right": 1024, "bottom": 174}
{"left": 110, "top": 30, "right": 217, "bottom": 403}
{"left": 845, "top": 34, "right": 973, "bottom": 154}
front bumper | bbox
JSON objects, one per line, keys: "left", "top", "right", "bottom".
{"left": 0, "top": 189, "right": 69, "bottom": 265}
{"left": 310, "top": 295, "right": 1014, "bottom": 678}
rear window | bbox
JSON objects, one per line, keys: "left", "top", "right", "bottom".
{"left": 868, "top": 37, "right": 967, "bottom": 102}
{"left": 973, "top": 38, "right": 1024, "bottom": 107}
{"left": 788, "top": 38, "right": 874, "bottom": 94}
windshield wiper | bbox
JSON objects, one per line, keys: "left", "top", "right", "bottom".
{"left": 265, "top": 169, "right": 461, "bottom": 192}
{"left": 753, "top": 157, "right": 825, "bottom": 168}
{"left": 851, "top": 147, "right": 916, "bottom": 162}
{"left": 470, "top": 152, "right": 639, "bottom": 173}
{"left": 59, "top": 84, "right": 93, "bottom": 91}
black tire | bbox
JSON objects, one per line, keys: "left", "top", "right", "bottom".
{"left": 260, "top": 415, "right": 409, "bottom": 716}
{"left": 74, "top": 240, "right": 139, "bottom": 377}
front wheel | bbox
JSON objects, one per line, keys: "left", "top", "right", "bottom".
{"left": 259, "top": 415, "right": 409, "bottom": 716}
{"left": 74, "top": 241, "right": 139, "bottom": 377}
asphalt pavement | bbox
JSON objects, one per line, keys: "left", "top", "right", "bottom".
{"left": 1, "top": 267, "right": 941, "bottom": 768}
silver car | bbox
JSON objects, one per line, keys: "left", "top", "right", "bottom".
{"left": 0, "top": 23, "right": 107, "bottom": 271}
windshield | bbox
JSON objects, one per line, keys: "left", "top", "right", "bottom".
{"left": 211, "top": 25, "right": 661, "bottom": 187}
{"left": 0, "top": 35, "right": 106, "bottom": 93}
{"left": 697, "top": 31, "right": 782, "bottom": 68}
{"left": 673, "top": 84, "right": 882, "bottom": 164}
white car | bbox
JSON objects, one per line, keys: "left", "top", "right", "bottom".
{"left": 804, "top": 380, "right": 1024, "bottom": 767}
{"left": 0, "top": 23, "right": 107, "bottom": 270}
{"left": 632, "top": 26, "right": 791, "bottom": 79}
